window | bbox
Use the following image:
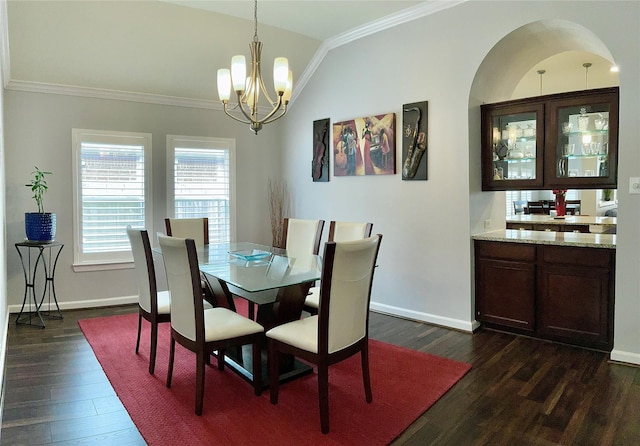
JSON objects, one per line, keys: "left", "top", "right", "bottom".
{"left": 72, "top": 129, "right": 152, "bottom": 269}
{"left": 167, "top": 135, "right": 236, "bottom": 243}
{"left": 506, "top": 190, "right": 533, "bottom": 216}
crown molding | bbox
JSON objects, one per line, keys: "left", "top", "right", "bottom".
{"left": 6, "top": 79, "right": 223, "bottom": 110}
{"left": 292, "top": 0, "right": 467, "bottom": 103}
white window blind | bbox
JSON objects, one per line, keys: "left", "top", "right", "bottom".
{"left": 72, "top": 129, "right": 152, "bottom": 268}
{"left": 167, "top": 136, "right": 236, "bottom": 243}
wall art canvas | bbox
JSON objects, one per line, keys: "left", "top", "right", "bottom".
{"left": 333, "top": 113, "right": 396, "bottom": 176}
{"left": 402, "top": 101, "right": 428, "bottom": 180}
{"left": 312, "top": 118, "right": 330, "bottom": 182}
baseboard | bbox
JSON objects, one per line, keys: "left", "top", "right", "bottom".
{"left": 610, "top": 349, "right": 640, "bottom": 366}
{"left": 370, "top": 301, "right": 478, "bottom": 333}
{"left": 7, "top": 295, "right": 138, "bottom": 314}
{"left": 6, "top": 295, "right": 480, "bottom": 334}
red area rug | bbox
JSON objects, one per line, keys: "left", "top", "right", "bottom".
{"left": 79, "top": 312, "right": 470, "bottom": 445}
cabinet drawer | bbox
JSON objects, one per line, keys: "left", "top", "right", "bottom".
{"left": 475, "top": 241, "right": 535, "bottom": 262}
{"left": 540, "top": 245, "right": 613, "bottom": 268}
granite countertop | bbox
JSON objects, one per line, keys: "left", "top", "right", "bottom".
{"left": 473, "top": 229, "right": 616, "bottom": 249}
{"left": 506, "top": 215, "right": 617, "bottom": 226}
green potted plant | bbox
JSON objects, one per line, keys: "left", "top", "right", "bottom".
{"left": 25, "top": 166, "right": 56, "bottom": 242}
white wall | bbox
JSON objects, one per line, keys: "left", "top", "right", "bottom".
{"left": 281, "top": 0, "right": 640, "bottom": 361}
{"left": 4, "top": 90, "right": 283, "bottom": 307}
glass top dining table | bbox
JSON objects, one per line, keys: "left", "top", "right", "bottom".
{"left": 196, "top": 242, "right": 322, "bottom": 295}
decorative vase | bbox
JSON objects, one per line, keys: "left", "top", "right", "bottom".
{"left": 25, "top": 212, "right": 56, "bottom": 242}
{"left": 555, "top": 195, "right": 566, "bottom": 217}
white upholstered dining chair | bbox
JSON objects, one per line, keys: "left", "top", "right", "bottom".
{"left": 164, "top": 217, "right": 234, "bottom": 309}
{"left": 282, "top": 218, "right": 325, "bottom": 255}
{"left": 266, "top": 234, "right": 383, "bottom": 434}
{"left": 164, "top": 217, "right": 208, "bottom": 247}
{"left": 159, "top": 235, "right": 264, "bottom": 415}
{"left": 303, "top": 221, "right": 373, "bottom": 314}
{"left": 127, "top": 227, "right": 171, "bottom": 375}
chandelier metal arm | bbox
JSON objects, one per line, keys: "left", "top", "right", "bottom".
{"left": 233, "top": 92, "right": 287, "bottom": 126}
{"left": 262, "top": 102, "right": 289, "bottom": 125}
{"left": 222, "top": 103, "right": 257, "bottom": 125}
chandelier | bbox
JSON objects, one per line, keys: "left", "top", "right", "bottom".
{"left": 216, "top": 0, "right": 293, "bottom": 135}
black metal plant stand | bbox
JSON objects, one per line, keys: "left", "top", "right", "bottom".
{"left": 15, "top": 241, "right": 64, "bottom": 328}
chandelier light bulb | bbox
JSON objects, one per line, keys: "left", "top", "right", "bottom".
{"left": 231, "top": 56, "right": 247, "bottom": 92}
{"left": 283, "top": 70, "right": 293, "bottom": 102}
{"left": 217, "top": 69, "right": 231, "bottom": 102}
{"left": 273, "top": 57, "right": 289, "bottom": 93}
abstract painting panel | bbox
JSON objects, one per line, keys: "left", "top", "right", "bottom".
{"left": 333, "top": 113, "right": 396, "bottom": 176}
{"left": 312, "top": 118, "right": 330, "bottom": 182}
{"left": 402, "top": 101, "right": 428, "bottom": 180}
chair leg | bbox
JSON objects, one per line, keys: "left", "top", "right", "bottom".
{"left": 195, "top": 351, "right": 206, "bottom": 415}
{"left": 135, "top": 313, "right": 142, "bottom": 354}
{"left": 217, "top": 348, "right": 225, "bottom": 371}
{"left": 252, "top": 339, "right": 262, "bottom": 396}
{"left": 149, "top": 322, "right": 158, "bottom": 375}
{"left": 361, "top": 345, "right": 372, "bottom": 403}
{"left": 268, "top": 341, "right": 280, "bottom": 404}
{"left": 166, "top": 337, "right": 175, "bottom": 388}
{"left": 318, "top": 363, "right": 330, "bottom": 434}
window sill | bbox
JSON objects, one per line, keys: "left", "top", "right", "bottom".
{"left": 72, "top": 261, "right": 133, "bottom": 273}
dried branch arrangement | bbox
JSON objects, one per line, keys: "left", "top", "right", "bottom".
{"left": 268, "top": 179, "right": 290, "bottom": 248}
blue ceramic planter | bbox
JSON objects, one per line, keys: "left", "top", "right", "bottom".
{"left": 25, "top": 212, "right": 56, "bottom": 242}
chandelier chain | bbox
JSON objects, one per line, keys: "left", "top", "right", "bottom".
{"left": 254, "top": 0, "right": 258, "bottom": 40}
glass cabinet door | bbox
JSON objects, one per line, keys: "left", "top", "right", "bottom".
{"left": 482, "top": 103, "right": 544, "bottom": 190}
{"left": 547, "top": 90, "right": 618, "bottom": 188}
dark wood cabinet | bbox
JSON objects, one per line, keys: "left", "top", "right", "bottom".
{"left": 474, "top": 240, "right": 615, "bottom": 351}
{"left": 481, "top": 87, "right": 619, "bottom": 191}
{"left": 537, "top": 246, "right": 614, "bottom": 351}
{"left": 475, "top": 241, "right": 536, "bottom": 332}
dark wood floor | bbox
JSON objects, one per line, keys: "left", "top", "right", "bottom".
{"left": 2, "top": 305, "right": 639, "bottom": 445}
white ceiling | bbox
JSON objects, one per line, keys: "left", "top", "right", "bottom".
{"left": 161, "top": 0, "right": 424, "bottom": 41}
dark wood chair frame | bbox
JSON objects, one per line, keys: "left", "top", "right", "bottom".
{"left": 268, "top": 235, "right": 383, "bottom": 434}
{"left": 164, "top": 238, "right": 263, "bottom": 415}
{"left": 130, "top": 228, "right": 171, "bottom": 375}
{"left": 527, "top": 200, "right": 546, "bottom": 214}
{"left": 566, "top": 199, "right": 581, "bottom": 215}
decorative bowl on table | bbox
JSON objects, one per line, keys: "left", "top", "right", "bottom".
{"left": 229, "top": 250, "right": 272, "bottom": 262}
